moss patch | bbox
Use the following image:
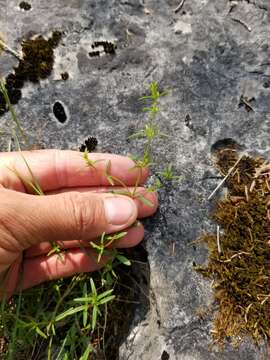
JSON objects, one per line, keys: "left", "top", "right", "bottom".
{"left": 60, "top": 72, "right": 69, "bottom": 81}
{"left": 0, "top": 31, "right": 61, "bottom": 116}
{"left": 89, "top": 41, "right": 117, "bottom": 57}
{"left": 79, "top": 137, "right": 98, "bottom": 152}
{"left": 19, "top": 1, "right": 31, "bottom": 11}
{"left": 195, "top": 147, "right": 270, "bottom": 348}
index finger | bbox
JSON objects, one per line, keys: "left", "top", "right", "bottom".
{"left": 0, "top": 150, "right": 149, "bottom": 192}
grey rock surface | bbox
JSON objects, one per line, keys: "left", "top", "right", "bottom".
{"left": 1, "top": 0, "right": 270, "bottom": 359}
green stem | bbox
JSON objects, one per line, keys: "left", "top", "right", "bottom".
{"left": 0, "top": 81, "right": 30, "bottom": 148}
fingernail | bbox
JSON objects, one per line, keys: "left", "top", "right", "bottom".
{"left": 104, "top": 197, "right": 137, "bottom": 225}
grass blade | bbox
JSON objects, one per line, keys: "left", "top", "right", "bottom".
{"left": 55, "top": 306, "right": 85, "bottom": 322}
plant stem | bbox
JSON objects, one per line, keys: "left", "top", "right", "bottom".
{"left": 0, "top": 81, "right": 30, "bottom": 148}
{"left": 0, "top": 39, "right": 22, "bottom": 60}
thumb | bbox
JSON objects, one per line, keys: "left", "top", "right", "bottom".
{"left": 0, "top": 189, "right": 138, "bottom": 248}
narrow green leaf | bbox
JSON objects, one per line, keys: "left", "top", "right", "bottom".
{"left": 107, "top": 175, "right": 115, "bottom": 186}
{"left": 108, "top": 231, "right": 127, "bottom": 241}
{"left": 112, "top": 269, "right": 117, "bottom": 278}
{"left": 111, "top": 189, "right": 131, "bottom": 196}
{"left": 20, "top": 154, "right": 44, "bottom": 195}
{"left": 83, "top": 283, "right": 88, "bottom": 327}
{"left": 83, "top": 305, "right": 88, "bottom": 328}
{"left": 47, "top": 242, "right": 62, "bottom": 257}
{"left": 35, "top": 326, "right": 48, "bottom": 339}
{"left": 90, "top": 242, "right": 102, "bottom": 250}
{"left": 139, "top": 95, "right": 153, "bottom": 100}
{"left": 73, "top": 297, "right": 92, "bottom": 303}
{"left": 90, "top": 278, "right": 97, "bottom": 297}
{"left": 116, "top": 254, "right": 131, "bottom": 266}
{"left": 79, "top": 345, "right": 93, "bottom": 360}
{"left": 55, "top": 335, "right": 69, "bottom": 360}
{"left": 55, "top": 305, "right": 85, "bottom": 322}
{"left": 137, "top": 194, "right": 154, "bottom": 207}
{"left": 98, "top": 295, "right": 115, "bottom": 305}
{"left": 106, "top": 272, "right": 113, "bottom": 285}
{"left": 96, "top": 289, "right": 114, "bottom": 301}
{"left": 91, "top": 306, "right": 97, "bottom": 331}
{"left": 0, "top": 80, "right": 29, "bottom": 147}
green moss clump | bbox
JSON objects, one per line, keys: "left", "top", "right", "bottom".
{"left": 48, "top": 30, "right": 62, "bottom": 49}
{"left": 15, "top": 36, "right": 55, "bottom": 82}
{"left": 196, "top": 148, "right": 270, "bottom": 348}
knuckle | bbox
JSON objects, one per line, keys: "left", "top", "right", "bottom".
{"left": 64, "top": 192, "right": 104, "bottom": 236}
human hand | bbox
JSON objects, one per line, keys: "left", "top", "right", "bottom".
{"left": 0, "top": 150, "right": 158, "bottom": 296}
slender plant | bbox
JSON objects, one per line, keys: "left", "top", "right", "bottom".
{"left": 0, "top": 81, "right": 179, "bottom": 359}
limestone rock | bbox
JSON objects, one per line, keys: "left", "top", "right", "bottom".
{"left": 1, "top": 0, "right": 270, "bottom": 359}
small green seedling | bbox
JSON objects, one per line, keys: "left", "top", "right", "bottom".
{"left": 72, "top": 278, "right": 115, "bottom": 332}
{"left": 102, "top": 158, "right": 155, "bottom": 207}
{"left": 129, "top": 152, "right": 154, "bottom": 170}
{"left": 82, "top": 149, "right": 103, "bottom": 169}
{"left": 140, "top": 81, "right": 168, "bottom": 119}
{"left": 158, "top": 164, "right": 182, "bottom": 181}
{"left": 90, "top": 231, "right": 127, "bottom": 263}
{"left": 49, "top": 278, "right": 115, "bottom": 334}
{"left": 100, "top": 249, "right": 131, "bottom": 286}
{"left": 129, "top": 123, "right": 168, "bottom": 142}
{"left": 146, "top": 178, "right": 163, "bottom": 192}
{"left": 139, "top": 81, "right": 168, "bottom": 102}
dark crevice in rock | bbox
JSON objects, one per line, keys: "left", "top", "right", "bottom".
{"left": 52, "top": 101, "right": 67, "bottom": 124}
{"left": 161, "top": 350, "right": 170, "bottom": 360}
{"left": 103, "top": 244, "right": 150, "bottom": 360}
{"left": 245, "top": 0, "right": 269, "bottom": 11}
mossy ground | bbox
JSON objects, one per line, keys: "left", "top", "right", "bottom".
{"left": 196, "top": 146, "right": 270, "bottom": 349}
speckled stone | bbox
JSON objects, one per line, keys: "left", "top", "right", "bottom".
{"left": 1, "top": 0, "right": 270, "bottom": 359}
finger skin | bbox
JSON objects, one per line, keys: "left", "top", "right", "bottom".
{"left": 0, "top": 258, "right": 22, "bottom": 297}
{"left": 25, "top": 224, "right": 145, "bottom": 258}
{"left": 0, "top": 150, "right": 149, "bottom": 192}
{"left": 46, "top": 187, "right": 158, "bottom": 219}
{"left": 0, "top": 188, "right": 141, "bottom": 274}
{"left": 21, "top": 249, "right": 107, "bottom": 291}
{"left": 0, "top": 189, "right": 138, "bottom": 246}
